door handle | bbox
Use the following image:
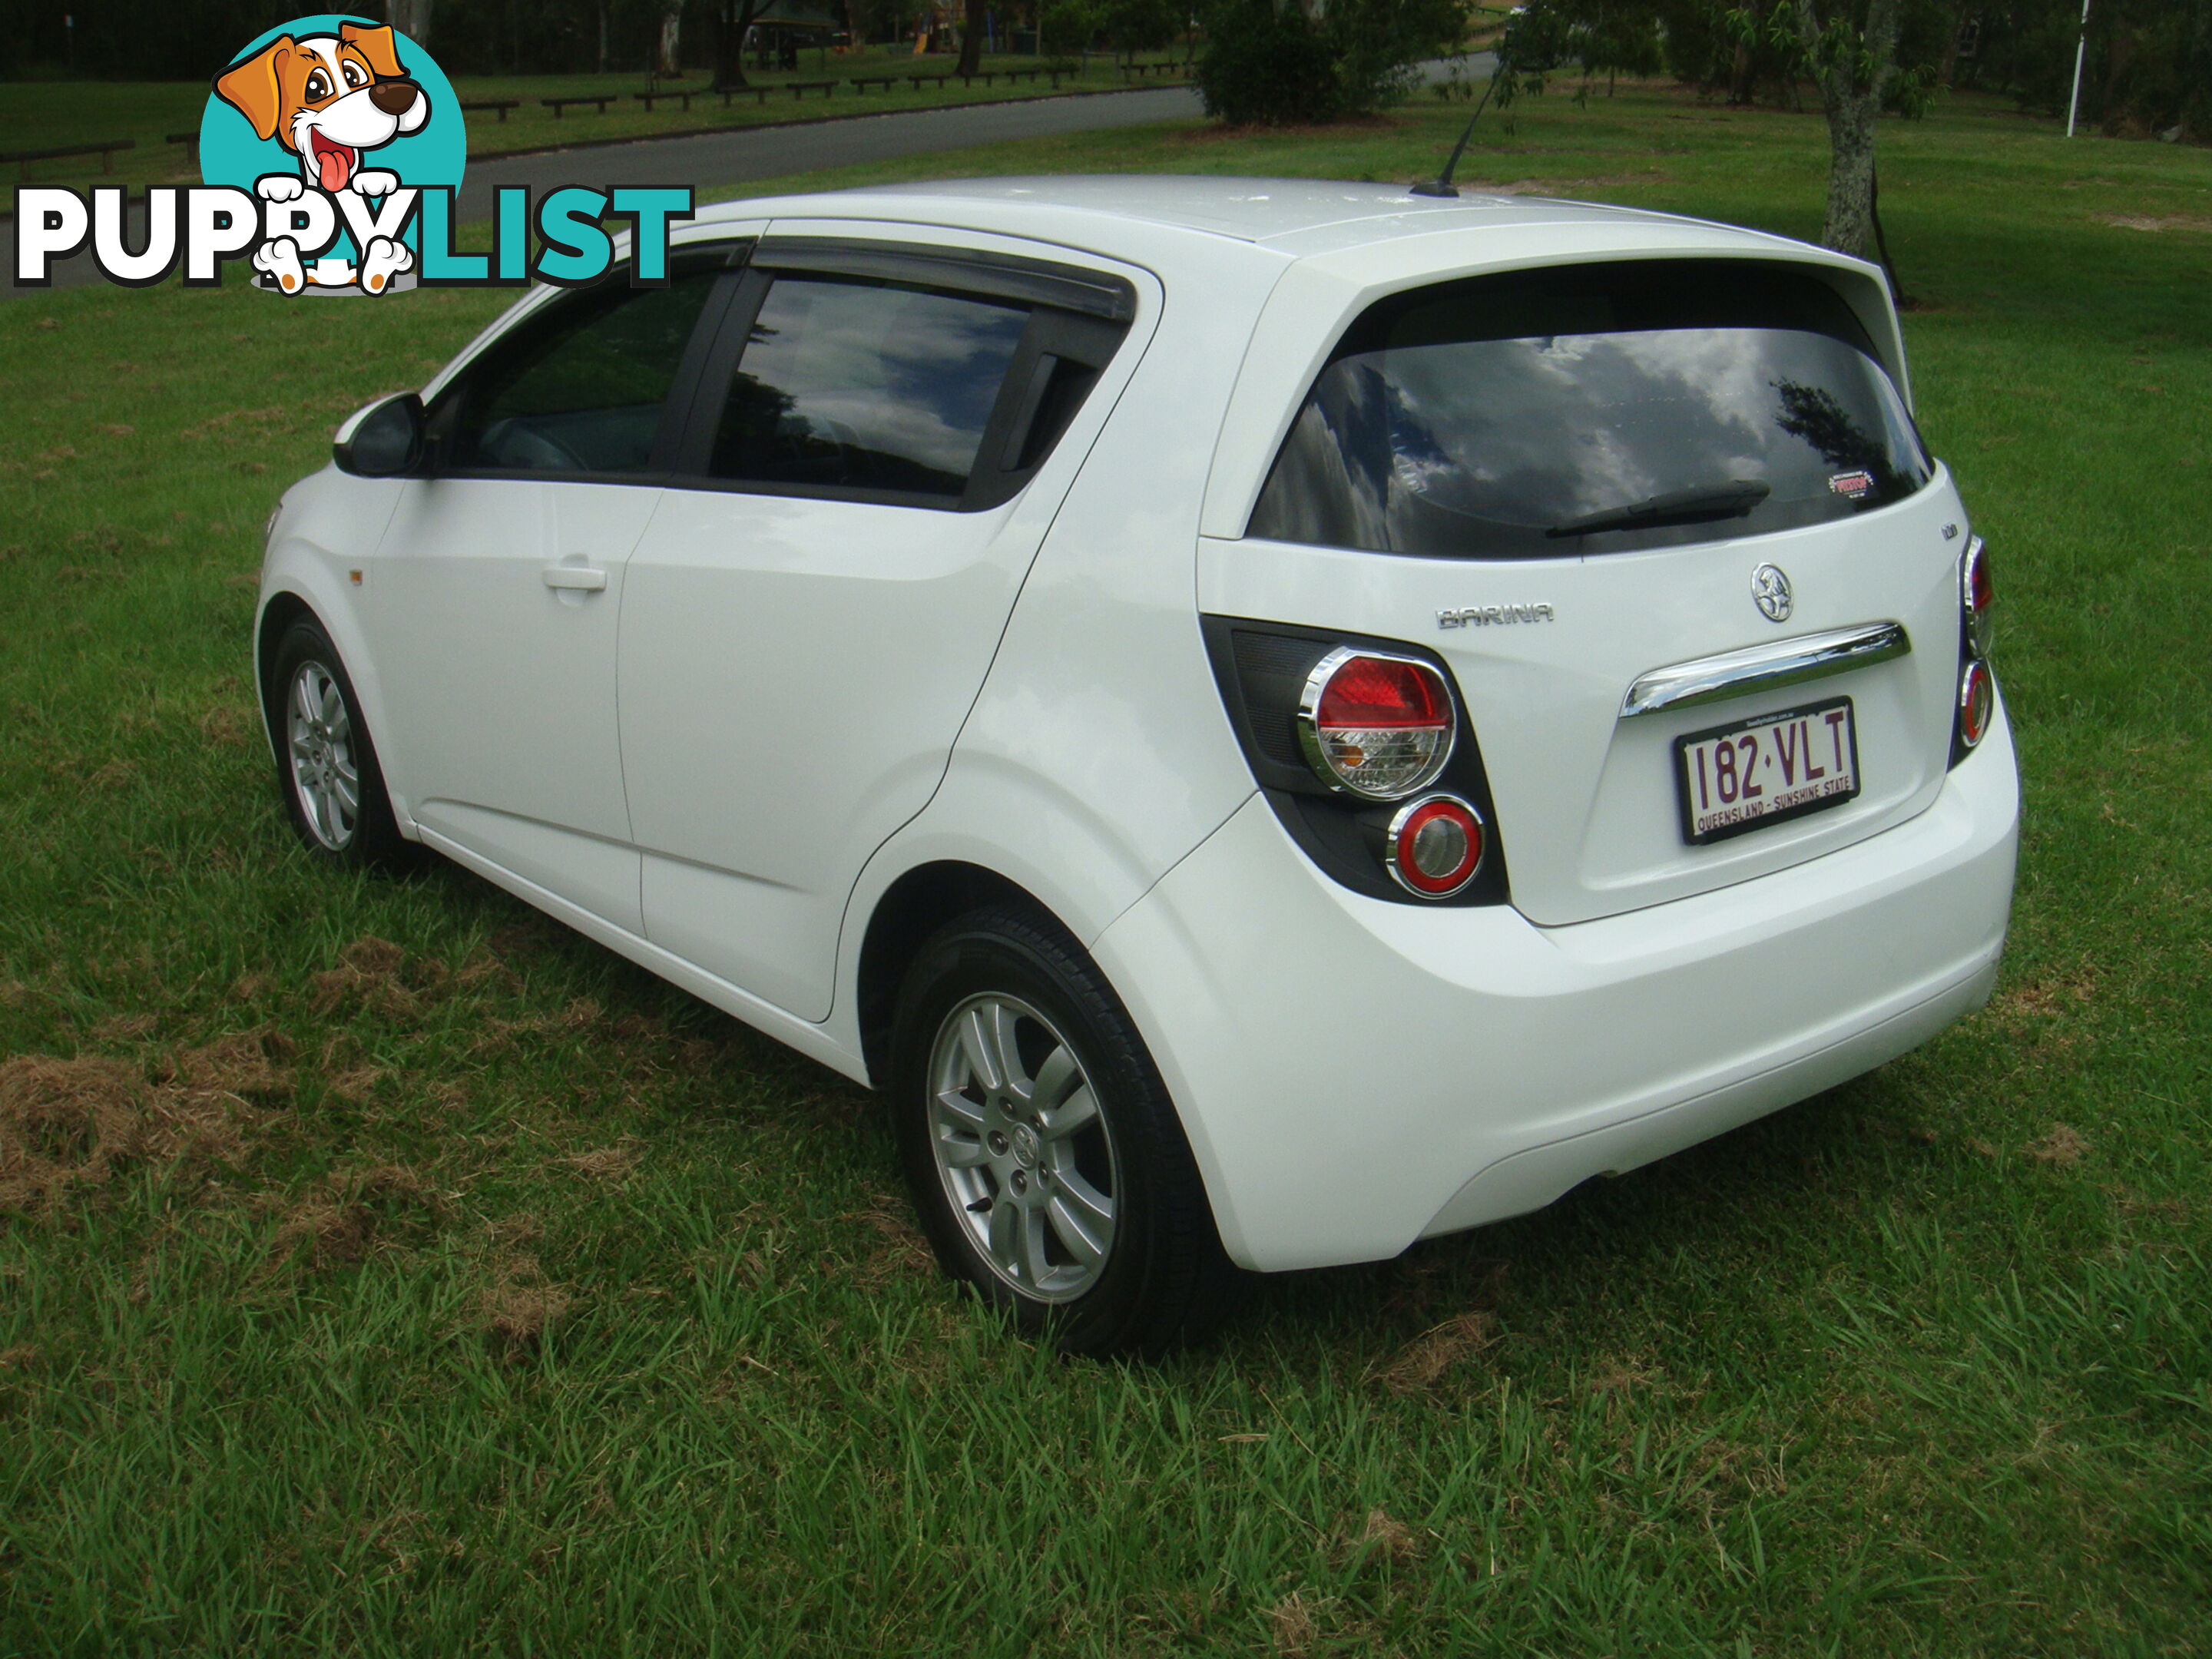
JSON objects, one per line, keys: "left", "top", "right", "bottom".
{"left": 542, "top": 565, "right": 608, "bottom": 593}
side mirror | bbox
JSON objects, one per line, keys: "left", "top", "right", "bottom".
{"left": 333, "top": 392, "right": 426, "bottom": 477}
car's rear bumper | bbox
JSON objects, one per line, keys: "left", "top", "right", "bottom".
{"left": 1091, "top": 706, "right": 2019, "bottom": 1273}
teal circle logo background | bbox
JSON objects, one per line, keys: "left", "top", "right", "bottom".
{"left": 199, "top": 15, "right": 465, "bottom": 258}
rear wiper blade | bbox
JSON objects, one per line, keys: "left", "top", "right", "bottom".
{"left": 1547, "top": 480, "right": 1771, "bottom": 539}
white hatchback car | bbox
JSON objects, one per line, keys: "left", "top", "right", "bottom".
{"left": 259, "top": 177, "right": 2017, "bottom": 1354}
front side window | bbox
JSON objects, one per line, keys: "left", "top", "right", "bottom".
{"left": 1250, "top": 260, "right": 1932, "bottom": 559}
{"left": 707, "top": 276, "right": 1031, "bottom": 500}
{"left": 439, "top": 269, "right": 721, "bottom": 476}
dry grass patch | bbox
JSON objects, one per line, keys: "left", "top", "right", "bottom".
{"left": 260, "top": 1164, "right": 445, "bottom": 1276}
{"left": 2096, "top": 213, "right": 2212, "bottom": 233}
{"left": 1267, "top": 1591, "right": 1320, "bottom": 1657}
{"left": 1373, "top": 1310, "right": 1500, "bottom": 1394}
{"left": 2026, "top": 1124, "right": 2091, "bottom": 1166}
{"left": 562, "top": 1141, "right": 641, "bottom": 1182}
{"left": 0, "top": 1050, "right": 268, "bottom": 1213}
{"left": 841, "top": 1194, "right": 936, "bottom": 1290}
{"left": 312, "top": 935, "right": 452, "bottom": 1020}
{"left": 1337, "top": 1506, "right": 1422, "bottom": 1568}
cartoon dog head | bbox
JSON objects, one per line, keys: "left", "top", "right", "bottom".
{"left": 214, "top": 24, "right": 429, "bottom": 194}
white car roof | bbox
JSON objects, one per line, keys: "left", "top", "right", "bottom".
{"left": 692, "top": 174, "right": 1817, "bottom": 264}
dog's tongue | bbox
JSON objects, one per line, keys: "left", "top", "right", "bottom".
{"left": 313, "top": 136, "right": 353, "bottom": 193}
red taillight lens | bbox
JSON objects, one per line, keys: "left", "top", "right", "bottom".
{"left": 1386, "top": 795, "right": 1485, "bottom": 896}
{"left": 1957, "top": 659, "right": 1994, "bottom": 750}
{"left": 1298, "top": 649, "right": 1455, "bottom": 800}
{"left": 1962, "top": 536, "right": 1995, "bottom": 657}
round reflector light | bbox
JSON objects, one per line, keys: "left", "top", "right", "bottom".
{"left": 1297, "top": 648, "right": 1455, "bottom": 800}
{"left": 1962, "top": 536, "right": 1995, "bottom": 658}
{"left": 1958, "top": 658, "right": 1994, "bottom": 750}
{"left": 1386, "top": 794, "right": 1485, "bottom": 898}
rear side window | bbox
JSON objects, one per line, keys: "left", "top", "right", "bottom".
{"left": 1249, "top": 260, "right": 1932, "bottom": 560}
{"left": 708, "top": 276, "right": 1031, "bottom": 499}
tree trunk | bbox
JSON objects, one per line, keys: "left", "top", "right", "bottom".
{"left": 1796, "top": 0, "right": 1899, "bottom": 261}
{"left": 958, "top": 0, "right": 988, "bottom": 73}
{"left": 660, "top": 5, "right": 683, "bottom": 75}
{"left": 1818, "top": 81, "right": 1878, "bottom": 257}
{"left": 716, "top": 0, "right": 751, "bottom": 88}
{"left": 1936, "top": 0, "right": 1963, "bottom": 88}
{"left": 387, "top": 0, "right": 435, "bottom": 45}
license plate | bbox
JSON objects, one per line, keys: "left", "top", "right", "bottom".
{"left": 1675, "top": 697, "right": 1860, "bottom": 845}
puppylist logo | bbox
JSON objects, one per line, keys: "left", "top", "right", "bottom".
{"left": 12, "top": 14, "right": 693, "bottom": 294}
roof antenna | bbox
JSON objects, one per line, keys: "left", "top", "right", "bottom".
{"left": 1411, "top": 62, "right": 1504, "bottom": 199}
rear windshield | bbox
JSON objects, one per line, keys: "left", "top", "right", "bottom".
{"left": 1247, "top": 260, "right": 1932, "bottom": 559}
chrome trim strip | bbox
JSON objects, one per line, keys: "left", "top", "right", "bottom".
{"left": 1621, "top": 621, "right": 1911, "bottom": 719}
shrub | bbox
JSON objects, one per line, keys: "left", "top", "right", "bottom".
{"left": 1196, "top": 0, "right": 1467, "bottom": 125}
{"left": 1195, "top": 0, "right": 1346, "bottom": 123}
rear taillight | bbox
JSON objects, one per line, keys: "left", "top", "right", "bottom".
{"left": 1386, "top": 795, "right": 1485, "bottom": 896}
{"left": 1296, "top": 648, "right": 1454, "bottom": 800}
{"left": 1957, "top": 658, "right": 1994, "bottom": 750}
{"left": 1203, "top": 617, "right": 1508, "bottom": 907}
{"left": 1951, "top": 535, "right": 1997, "bottom": 767}
{"left": 1962, "top": 535, "right": 1995, "bottom": 657}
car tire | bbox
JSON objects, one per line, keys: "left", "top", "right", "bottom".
{"left": 889, "top": 903, "right": 1244, "bottom": 1358}
{"left": 266, "top": 618, "right": 409, "bottom": 869}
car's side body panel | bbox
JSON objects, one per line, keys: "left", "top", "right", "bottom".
{"left": 619, "top": 225, "right": 1169, "bottom": 1022}
{"left": 373, "top": 478, "right": 660, "bottom": 930}
{"left": 823, "top": 222, "right": 1289, "bottom": 1019}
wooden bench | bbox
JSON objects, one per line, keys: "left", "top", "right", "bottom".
{"left": 906, "top": 71, "right": 951, "bottom": 91}
{"left": 540, "top": 95, "right": 615, "bottom": 118}
{"left": 2, "top": 137, "right": 134, "bottom": 182}
{"left": 166, "top": 130, "right": 200, "bottom": 166}
{"left": 953, "top": 69, "right": 997, "bottom": 86}
{"left": 460, "top": 98, "right": 521, "bottom": 122}
{"left": 1002, "top": 66, "right": 1044, "bottom": 82}
{"left": 849, "top": 74, "right": 899, "bottom": 92}
{"left": 632, "top": 89, "right": 694, "bottom": 112}
{"left": 715, "top": 84, "right": 775, "bottom": 106}
{"left": 785, "top": 79, "right": 837, "bottom": 98}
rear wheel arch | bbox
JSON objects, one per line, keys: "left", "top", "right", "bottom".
{"left": 856, "top": 862, "right": 1056, "bottom": 1088}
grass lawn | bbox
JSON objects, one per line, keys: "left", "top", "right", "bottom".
{"left": 3, "top": 81, "right": 2210, "bottom": 1655}
{"left": 0, "top": 51, "right": 1184, "bottom": 214}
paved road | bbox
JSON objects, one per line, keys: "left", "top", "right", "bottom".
{"left": 6, "top": 58, "right": 1489, "bottom": 298}
{"left": 457, "top": 83, "right": 1206, "bottom": 218}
